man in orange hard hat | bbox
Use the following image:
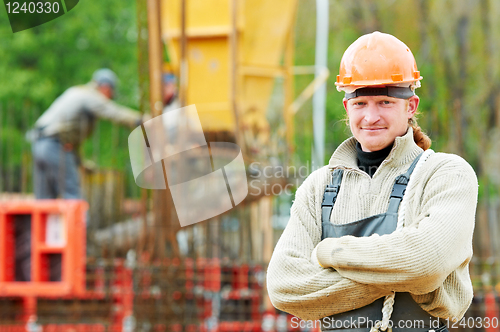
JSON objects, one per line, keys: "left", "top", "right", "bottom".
{"left": 268, "top": 31, "right": 477, "bottom": 332}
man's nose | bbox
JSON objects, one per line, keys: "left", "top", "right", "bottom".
{"left": 363, "top": 104, "right": 380, "bottom": 123}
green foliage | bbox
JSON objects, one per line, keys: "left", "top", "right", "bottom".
{"left": 0, "top": 0, "right": 139, "bottom": 191}
{"left": 0, "top": 0, "right": 139, "bottom": 107}
{"left": 0, "top": 125, "right": 25, "bottom": 166}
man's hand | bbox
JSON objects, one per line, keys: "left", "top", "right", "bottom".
{"left": 135, "top": 114, "right": 152, "bottom": 127}
{"left": 82, "top": 160, "right": 97, "bottom": 173}
{"left": 311, "top": 245, "right": 324, "bottom": 268}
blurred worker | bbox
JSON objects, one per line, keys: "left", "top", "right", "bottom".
{"left": 163, "top": 72, "right": 179, "bottom": 112}
{"left": 267, "top": 32, "right": 477, "bottom": 331}
{"left": 161, "top": 72, "right": 201, "bottom": 148}
{"left": 160, "top": 73, "right": 203, "bottom": 257}
{"left": 162, "top": 73, "right": 181, "bottom": 146}
{"left": 31, "top": 68, "right": 145, "bottom": 199}
{"left": 24, "top": 69, "right": 145, "bottom": 282}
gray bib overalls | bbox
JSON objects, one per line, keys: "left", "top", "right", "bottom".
{"left": 320, "top": 154, "right": 448, "bottom": 332}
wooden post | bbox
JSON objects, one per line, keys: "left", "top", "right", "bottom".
{"left": 147, "top": 0, "right": 166, "bottom": 258}
{"left": 249, "top": 197, "right": 274, "bottom": 263}
{"left": 148, "top": 0, "right": 164, "bottom": 118}
{"left": 136, "top": 0, "right": 149, "bottom": 257}
{"left": 179, "top": 0, "right": 187, "bottom": 107}
{"left": 260, "top": 196, "right": 273, "bottom": 263}
{"left": 144, "top": 0, "right": 182, "bottom": 259}
{"left": 259, "top": 196, "right": 275, "bottom": 315}
{"left": 284, "top": 2, "right": 297, "bottom": 161}
{"left": 230, "top": 0, "right": 246, "bottom": 156}
{"left": 250, "top": 201, "right": 261, "bottom": 262}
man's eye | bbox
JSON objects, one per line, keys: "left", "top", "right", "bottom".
{"left": 355, "top": 102, "right": 365, "bottom": 106}
{"left": 381, "top": 100, "right": 391, "bottom": 105}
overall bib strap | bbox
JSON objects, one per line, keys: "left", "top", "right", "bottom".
{"left": 321, "top": 169, "right": 344, "bottom": 224}
{"left": 387, "top": 152, "right": 423, "bottom": 214}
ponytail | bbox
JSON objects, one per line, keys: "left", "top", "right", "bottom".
{"left": 409, "top": 116, "right": 431, "bottom": 150}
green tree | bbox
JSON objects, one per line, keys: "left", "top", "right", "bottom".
{"left": 0, "top": 0, "right": 140, "bottom": 193}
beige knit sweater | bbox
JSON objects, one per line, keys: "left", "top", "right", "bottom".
{"left": 267, "top": 127, "right": 478, "bottom": 322}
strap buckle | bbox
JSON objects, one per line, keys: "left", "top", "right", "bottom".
{"left": 325, "top": 186, "right": 338, "bottom": 193}
{"left": 322, "top": 185, "right": 339, "bottom": 207}
{"left": 391, "top": 175, "right": 409, "bottom": 199}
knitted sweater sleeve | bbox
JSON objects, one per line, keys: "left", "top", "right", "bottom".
{"left": 266, "top": 169, "right": 391, "bottom": 321}
{"left": 316, "top": 155, "right": 477, "bottom": 316}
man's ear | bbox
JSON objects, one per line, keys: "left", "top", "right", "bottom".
{"left": 407, "top": 95, "right": 419, "bottom": 118}
{"left": 343, "top": 98, "right": 349, "bottom": 115}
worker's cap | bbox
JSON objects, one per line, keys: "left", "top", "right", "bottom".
{"left": 162, "top": 73, "right": 177, "bottom": 84}
{"left": 92, "top": 68, "right": 118, "bottom": 89}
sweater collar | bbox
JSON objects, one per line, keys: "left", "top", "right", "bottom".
{"left": 328, "top": 126, "right": 423, "bottom": 170}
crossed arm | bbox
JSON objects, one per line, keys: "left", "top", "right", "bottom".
{"left": 267, "top": 157, "right": 477, "bottom": 321}
{"left": 266, "top": 169, "right": 391, "bottom": 321}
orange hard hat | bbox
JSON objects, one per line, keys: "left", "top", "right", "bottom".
{"left": 336, "top": 31, "right": 422, "bottom": 93}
